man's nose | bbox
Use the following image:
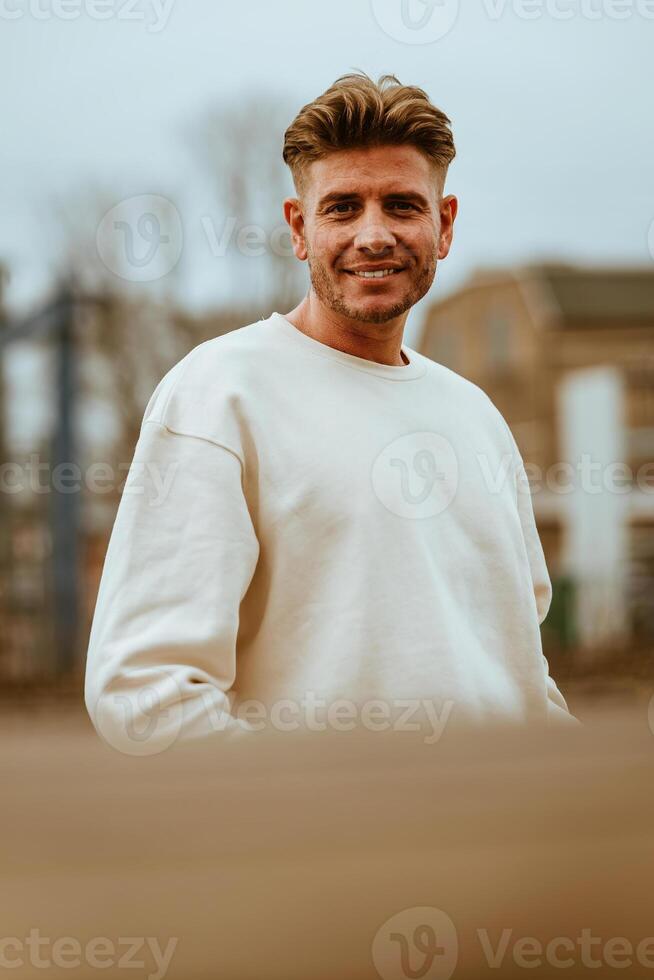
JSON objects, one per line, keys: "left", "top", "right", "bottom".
{"left": 352, "top": 210, "right": 397, "bottom": 253}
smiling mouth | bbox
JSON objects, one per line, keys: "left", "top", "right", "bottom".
{"left": 344, "top": 268, "right": 406, "bottom": 280}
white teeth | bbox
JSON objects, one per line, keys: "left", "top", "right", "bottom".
{"left": 351, "top": 269, "right": 399, "bottom": 278}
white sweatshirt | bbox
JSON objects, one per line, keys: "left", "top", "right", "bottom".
{"left": 84, "top": 311, "right": 577, "bottom": 753}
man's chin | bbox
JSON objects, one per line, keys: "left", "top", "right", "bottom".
{"left": 338, "top": 297, "right": 413, "bottom": 324}
{"left": 327, "top": 292, "right": 413, "bottom": 323}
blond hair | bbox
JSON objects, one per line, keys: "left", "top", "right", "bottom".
{"left": 282, "top": 70, "right": 456, "bottom": 200}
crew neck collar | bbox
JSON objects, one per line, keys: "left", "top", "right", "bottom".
{"left": 269, "top": 312, "right": 427, "bottom": 381}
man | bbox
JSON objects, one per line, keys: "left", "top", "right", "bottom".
{"left": 85, "top": 71, "right": 577, "bottom": 754}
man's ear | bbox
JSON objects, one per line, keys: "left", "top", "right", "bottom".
{"left": 437, "top": 194, "right": 458, "bottom": 261}
{"left": 283, "top": 197, "right": 307, "bottom": 261}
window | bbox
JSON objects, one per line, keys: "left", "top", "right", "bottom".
{"left": 485, "top": 307, "right": 513, "bottom": 375}
{"left": 429, "top": 324, "right": 461, "bottom": 372}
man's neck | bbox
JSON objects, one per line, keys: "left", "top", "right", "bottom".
{"left": 283, "top": 296, "right": 409, "bottom": 368}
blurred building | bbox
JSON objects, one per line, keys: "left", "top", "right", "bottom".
{"left": 419, "top": 262, "right": 654, "bottom": 657}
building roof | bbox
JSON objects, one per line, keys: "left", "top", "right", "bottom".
{"left": 429, "top": 263, "right": 654, "bottom": 328}
{"left": 528, "top": 264, "right": 654, "bottom": 321}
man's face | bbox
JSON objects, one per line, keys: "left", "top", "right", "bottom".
{"left": 284, "top": 144, "right": 457, "bottom": 325}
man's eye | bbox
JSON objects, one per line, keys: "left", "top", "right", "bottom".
{"left": 327, "top": 201, "right": 417, "bottom": 215}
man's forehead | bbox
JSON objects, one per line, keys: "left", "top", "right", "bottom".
{"left": 304, "top": 147, "right": 438, "bottom": 203}
{"left": 312, "top": 145, "right": 432, "bottom": 178}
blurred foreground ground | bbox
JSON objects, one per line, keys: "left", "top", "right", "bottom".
{"left": 1, "top": 685, "right": 653, "bottom": 980}
{"left": 1, "top": 649, "right": 652, "bottom": 980}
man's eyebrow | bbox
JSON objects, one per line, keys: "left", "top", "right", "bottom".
{"left": 316, "top": 190, "right": 431, "bottom": 209}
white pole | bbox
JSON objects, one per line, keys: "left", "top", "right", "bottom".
{"left": 558, "top": 367, "right": 630, "bottom": 659}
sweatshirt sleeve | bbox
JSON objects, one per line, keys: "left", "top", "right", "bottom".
{"left": 84, "top": 416, "right": 261, "bottom": 755}
{"left": 514, "top": 455, "right": 581, "bottom": 727}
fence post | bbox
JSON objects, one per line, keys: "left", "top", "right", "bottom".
{"left": 48, "top": 281, "right": 80, "bottom": 679}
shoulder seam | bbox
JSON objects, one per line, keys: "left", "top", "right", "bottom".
{"left": 142, "top": 419, "right": 245, "bottom": 471}
{"left": 479, "top": 390, "right": 519, "bottom": 456}
{"left": 151, "top": 343, "right": 207, "bottom": 424}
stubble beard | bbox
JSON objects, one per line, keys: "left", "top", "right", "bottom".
{"left": 305, "top": 241, "right": 438, "bottom": 325}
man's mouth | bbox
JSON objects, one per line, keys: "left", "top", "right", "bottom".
{"left": 343, "top": 267, "right": 406, "bottom": 279}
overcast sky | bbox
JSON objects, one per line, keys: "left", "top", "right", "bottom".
{"left": 1, "top": 0, "right": 653, "bottom": 350}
